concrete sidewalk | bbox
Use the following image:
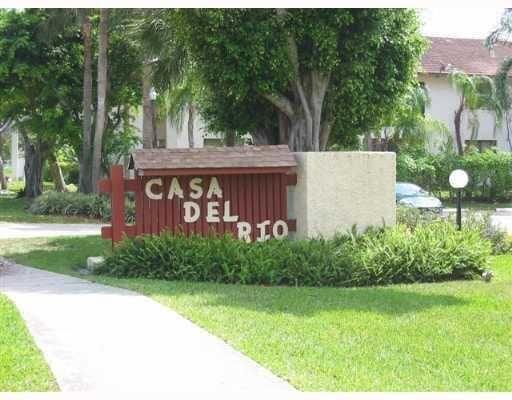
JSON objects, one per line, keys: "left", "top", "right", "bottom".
{"left": 0, "top": 260, "right": 293, "bottom": 392}
{"left": 0, "top": 223, "right": 103, "bottom": 239}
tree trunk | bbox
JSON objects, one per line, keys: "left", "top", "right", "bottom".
{"left": 454, "top": 99, "right": 465, "bottom": 156}
{"left": 251, "top": 128, "right": 277, "bottom": 145}
{"left": 23, "top": 135, "right": 44, "bottom": 199}
{"left": 187, "top": 103, "right": 195, "bottom": 148}
{"left": 48, "top": 152, "right": 67, "bottom": 192}
{"left": 225, "top": 130, "right": 236, "bottom": 146}
{"left": 319, "top": 119, "right": 333, "bottom": 151}
{"left": 91, "top": 9, "right": 109, "bottom": 194}
{"left": 263, "top": 18, "right": 331, "bottom": 152}
{"left": 0, "top": 134, "right": 5, "bottom": 190}
{"left": 278, "top": 111, "right": 289, "bottom": 145}
{"left": 142, "top": 62, "right": 154, "bottom": 149}
{"left": 263, "top": 72, "right": 329, "bottom": 151}
{"left": 0, "top": 159, "right": 5, "bottom": 190}
{"left": 79, "top": 12, "right": 94, "bottom": 194}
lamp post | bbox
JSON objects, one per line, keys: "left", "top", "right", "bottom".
{"left": 449, "top": 169, "right": 469, "bottom": 230}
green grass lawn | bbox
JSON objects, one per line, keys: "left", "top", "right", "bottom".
{"left": 0, "top": 294, "right": 58, "bottom": 391}
{"left": 0, "top": 236, "right": 511, "bottom": 391}
{"left": 0, "top": 193, "right": 95, "bottom": 224}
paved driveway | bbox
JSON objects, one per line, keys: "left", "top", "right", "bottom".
{"left": 0, "top": 260, "right": 293, "bottom": 392}
{"left": 490, "top": 215, "right": 512, "bottom": 234}
{"left": 0, "top": 223, "right": 103, "bottom": 239}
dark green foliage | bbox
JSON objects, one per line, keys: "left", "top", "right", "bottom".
{"left": 175, "top": 9, "right": 425, "bottom": 148}
{"left": 28, "top": 191, "right": 134, "bottom": 223}
{"left": 397, "top": 149, "right": 512, "bottom": 201}
{"left": 98, "top": 222, "right": 490, "bottom": 287}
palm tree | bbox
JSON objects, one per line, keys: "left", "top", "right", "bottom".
{"left": 378, "top": 85, "right": 448, "bottom": 153}
{"left": 133, "top": 9, "right": 197, "bottom": 148}
{"left": 91, "top": 8, "right": 109, "bottom": 193}
{"left": 487, "top": 9, "right": 512, "bottom": 150}
{"left": 449, "top": 70, "right": 500, "bottom": 155}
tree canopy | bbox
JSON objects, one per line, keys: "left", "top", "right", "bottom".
{"left": 173, "top": 9, "right": 426, "bottom": 151}
{"left": 0, "top": 8, "right": 143, "bottom": 196}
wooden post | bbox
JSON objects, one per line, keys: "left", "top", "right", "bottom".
{"left": 110, "top": 165, "right": 126, "bottom": 244}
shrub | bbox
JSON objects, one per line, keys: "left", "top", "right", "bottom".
{"left": 396, "top": 205, "right": 512, "bottom": 255}
{"left": 397, "top": 149, "right": 512, "bottom": 201}
{"left": 97, "top": 222, "right": 490, "bottom": 287}
{"left": 7, "top": 181, "right": 68, "bottom": 198}
{"left": 28, "top": 191, "right": 135, "bottom": 223}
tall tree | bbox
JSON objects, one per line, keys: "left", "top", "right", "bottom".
{"left": 38, "top": 8, "right": 95, "bottom": 193}
{"left": 175, "top": 9, "right": 425, "bottom": 151}
{"left": 79, "top": 10, "right": 94, "bottom": 193}
{"left": 134, "top": 9, "right": 199, "bottom": 149}
{"left": 91, "top": 8, "right": 109, "bottom": 193}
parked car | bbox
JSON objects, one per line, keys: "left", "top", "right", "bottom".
{"left": 396, "top": 182, "right": 443, "bottom": 213}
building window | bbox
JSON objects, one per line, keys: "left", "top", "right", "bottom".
{"left": 465, "top": 140, "right": 497, "bottom": 152}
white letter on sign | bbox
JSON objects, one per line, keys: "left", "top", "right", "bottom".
{"left": 207, "top": 177, "right": 223, "bottom": 199}
{"left": 272, "top": 220, "right": 289, "bottom": 239}
{"left": 184, "top": 201, "right": 200, "bottom": 223}
{"left": 168, "top": 177, "right": 184, "bottom": 199}
{"left": 237, "top": 222, "right": 251, "bottom": 242}
{"left": 256, "top": 220, "right": 271, "bottom": 242}
{"left": 145, "top": 178, "right": 163, "bottom": 200}
{"left": 206, "top": 201, "right": 220, "bottom": 223}
{"left": 189, "top": 177, "right": 203, "bottom": 199}
{"left": 223, "top": 201, "right": 239, "bottom": 222}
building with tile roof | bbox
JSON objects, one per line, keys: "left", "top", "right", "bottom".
{"left": 419, "top": 36, "right": 512, "bottom": 152}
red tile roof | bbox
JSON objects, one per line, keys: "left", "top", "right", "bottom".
{"left": 421, "top": 36, "right": 512, "bottom": 76}
{"left": 130, "top": 145, "right": 296, "bottom": 174}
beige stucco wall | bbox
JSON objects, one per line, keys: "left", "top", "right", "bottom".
{"left": 288, "top": 152, "right": 396, "bottom": 239}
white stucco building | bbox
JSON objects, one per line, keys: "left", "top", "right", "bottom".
{"left": 420, "top": 36, "right": 512, "bottom": 152}
{"left": 132, "top": 109, "right": 223, "bottom": 149}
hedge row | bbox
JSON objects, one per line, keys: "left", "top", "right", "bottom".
{"left": 28, "top": 191, "right": 135, "bottom": 223}
{"left": 397, "top": 149, "right": 512, "bottom": 201}
{"left": 97, "top": 221, "right": 491, "bottom": 287}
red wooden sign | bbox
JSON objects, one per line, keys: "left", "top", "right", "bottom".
{"left": 99, "top": 146, "right": 297, "bottom": 244}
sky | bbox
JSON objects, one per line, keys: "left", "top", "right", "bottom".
{"left": 421, "top": 8, "right": 506, "bottom": 39}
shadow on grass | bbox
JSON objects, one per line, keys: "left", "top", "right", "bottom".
{"left": 1, "top": 236, "right": 110, "bottom": 273}
{"left": 103, "top": 277, "right": 469, "bottom": 317}
{"left": 3, "top": 236, "right": 469, "bottom": 317}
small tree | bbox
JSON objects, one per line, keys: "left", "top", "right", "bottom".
{"left": 381, "top": 84, "right": 448, "bottom": 153}
{"left": 449, "top": 70, "right": 500, "bottom": 156}
{"left": 0, "top": 10, "right": 83, "bottom": 198}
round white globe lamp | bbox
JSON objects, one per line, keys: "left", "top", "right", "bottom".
{"left": 449, "top": 169, "right": 469, "bottom": 230}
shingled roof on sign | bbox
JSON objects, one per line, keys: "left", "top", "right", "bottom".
{"left": 129, "top": 145, "right": 297, "bottom": 175}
